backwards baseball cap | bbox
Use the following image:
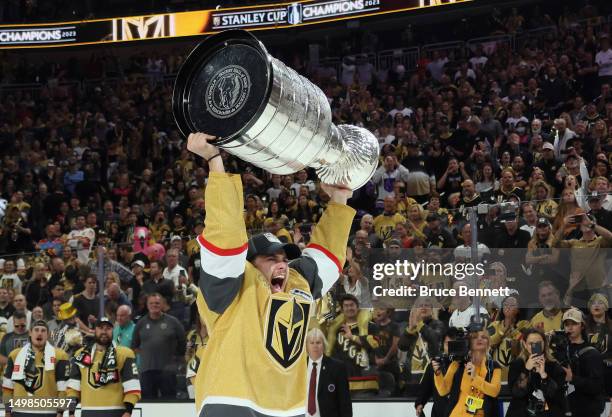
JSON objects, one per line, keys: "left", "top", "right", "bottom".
{"left": 31, "top": 320, "right": 48, "bottom": 330}
{"left": 536, "top": 217, "right": 551, "bottom": 228}
{"left": 246, "top": 233, "right": 301, "bottom": 262}
{"left": 562, "top": 308, "right": 584, "bottom": 324}
{"left": 542, "top": 142, "right": 555, "bottom": 151}
{"left": 131, "top": 260, "right": 145, "bottom": 269}
{"left": 95, "top": 317, "right": 114, "bottom": 328}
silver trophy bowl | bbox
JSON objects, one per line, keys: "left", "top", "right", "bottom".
{"left": 173, "top": 30, "right": 379, "bottom": 190}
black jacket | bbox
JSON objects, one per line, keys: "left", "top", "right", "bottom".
{"left": 567, "top": 343, "right": 605, "bottom": 416}
{"left": 310, "top": 356, "right": 353, "bottom": 417}
{"left": 415, "top": 363, "right": 448, "bottom": 417}
{"left": 506, "top": 358, "right": 566, "bottom": 417}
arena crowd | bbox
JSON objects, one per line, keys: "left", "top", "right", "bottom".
{"left": 0, "top": 2, "right": 610, "bottom": 415}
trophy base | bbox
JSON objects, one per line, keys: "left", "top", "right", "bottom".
{"left": 173, "top": 30, "right": 272, "bottom": 142}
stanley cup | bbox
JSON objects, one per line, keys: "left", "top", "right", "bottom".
{"left": 173, "top": 30, "right": 379, "bottom": 190}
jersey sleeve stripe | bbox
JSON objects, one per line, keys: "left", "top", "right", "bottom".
{"left": 67, "top": 379, "right": 81, "bottom": 391}
{"left": 198, "top": 235, "right": 248, "bottom": 256}
{"left": 305, "top": 243, "right": 342, "bottom": 272}
{"left": 199, "top": 236, "right": 247, "bottom": 279}
{"left": 122, "top": 379, "right": 141, "bottom": 392}
{"left": 302, "top": 246, "right": 341, "bottom": 295}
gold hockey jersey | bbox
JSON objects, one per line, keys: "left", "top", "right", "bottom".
{"left": 2, "top": 346, "right": 69, "bottom": 416}
{"left": 194, "top": 173, "right": 354, "bottom": 417}
{"left": 66, "top": 345, "right": 141, "bottom": 417}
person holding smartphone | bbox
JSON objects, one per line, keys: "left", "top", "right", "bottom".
{"left": 506, "top": 328, "right": 566, "bottom": 417}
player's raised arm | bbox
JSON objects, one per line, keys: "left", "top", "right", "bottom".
{"left": 188, "top": 133, "right": 248, "bottom": 315}
{"left": 290, "top": 183, "right": 355, "bottom": 299}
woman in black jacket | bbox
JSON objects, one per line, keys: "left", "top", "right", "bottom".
{"left": 506, "top": 328, "right": 566, "bottom": 417}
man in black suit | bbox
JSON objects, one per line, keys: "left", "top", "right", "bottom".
{"left": 306, "top": 328, "right": 352, "bottom": 417}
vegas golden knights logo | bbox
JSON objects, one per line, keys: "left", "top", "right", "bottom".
{"left": 265, "top": 297, "right": 311, "bottom": 369}
{"left": 112, "top": 14, "right": 175, "bottom": 41}
{"left": 22, "top": 366, "right": 43, "bottom": 392}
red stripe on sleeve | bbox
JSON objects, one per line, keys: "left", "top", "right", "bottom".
{"left": 306, "top": 243, "right": 342, "bottom": 272}
{"left": 124, "top": 390, "right": 141, "bottom": 395}
{"left": 198, "top": 235, "right": 248, "bottom": 256}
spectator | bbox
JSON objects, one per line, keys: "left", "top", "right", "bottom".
{"left": 595, "top": 34, "right": 612, "bottom": 86}
{"left": 0, "top": 259, "right": 22, "bottom": 294}
{"left": 113, "top": 304, "right": 135, "bottom": 348}
{"left": 0, "top": 287, "right": 15, "bottom": 319}
{"left": 553, "top": 213, "right": 612, "bottom": 305}
{"left": 66, "top": 213, "right": 95, "bottom": 264}
{"left": 487, "top": 295, "right": 529, "bottom": 383}
{"left": 47, "top": 298, "right": 63, "bottom": 333}
{"left": 72, "top": 275, "right": 100, "bottom": 334}
{"left": 399, "top": 296, "right": 445, "bottom": 385}
{"left": 50, "top": 303, "right": 83, "bottom": 355}
{"left": 373, "top": 196, "right": 406, "bottom": 244}
{"left": 448, "top": 281, "right": 489, "bottom": 329}
{"left": 0, "top": 311, "right": 28, "bottom": 368}
{"left": 506, "top": 328, "right": 566, "bottom": 417}
{"left": 529, "top": 281, "right": 564, "bottom": 333}
{"left": 132, "top": 293, "right": 186, "bottom": 399}
{"left": 561, "top": 308, "right": 606, "bottom": 417}
{"left": 24, "top": 262, "right": 49, "bottom": 310}
{"left": 6, "top": 294, "right": 31, "bottom": 333}
{"left": 334, "top": 260, "right": 371, "bottom": 308}
{"left": 371, "top": 155, "right": 410, "bottom": 203}
{"left": 327, "top": 295, "right": 379, "bottom": 395}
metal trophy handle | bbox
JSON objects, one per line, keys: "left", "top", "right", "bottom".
{"left": 173, "top": 30, "right": 379, "bottom": 190}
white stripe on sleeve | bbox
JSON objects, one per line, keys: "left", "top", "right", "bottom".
{"left": 302, "top": 246, "right": 340, "bottom": 295}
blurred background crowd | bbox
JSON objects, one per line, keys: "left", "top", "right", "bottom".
{"left": 0, "top": 0, "right": 609, "bottom": 404}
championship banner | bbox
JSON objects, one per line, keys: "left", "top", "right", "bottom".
{"left": 0, "top": 0, "right": 471, "bottom": 49}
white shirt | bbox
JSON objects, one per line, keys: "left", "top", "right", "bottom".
{"left": 0, "top": 273, "right": 22, "bottom": 294}
{"left": 291, "top": 180, "right": 316, "bottom": 197}
{"left": 453, "top": 243, "right": 491, "bottom": 261}
{"left": 67, "top": 227, "right": 96, "bottom": 264}
{"left": 306, "top": 356, "right": 323, "bottom": 417}
{"left": 596, "top": 49, "right": 612, "bottom": 77}
{"left": 520, "top": 224, "right": 536, "bottom": 237}
{"left": 449, "top": 305, "right": 489, "bottom": 329}
{"left": 163, "top": 264, "right": 187, "bottom": 287}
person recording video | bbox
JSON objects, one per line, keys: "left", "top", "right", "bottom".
{"left": 431, "top": 329, "right": 501, "bottom": 417}
{"left": 414, "top": 327, "right": 458, "bottom": 417}
{"left": 506, "top": 328, "right": 565, "bottom": 417}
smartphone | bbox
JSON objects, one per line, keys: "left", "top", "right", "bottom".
{"left": 569, "top": 214, "right": 584, "bottom": 224}
{"left": 531, "top": 341, "right": 543, "bottom": 355}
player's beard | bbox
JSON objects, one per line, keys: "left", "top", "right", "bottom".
{"left": 96, "top": 334, "right": 111, "bottom": 347}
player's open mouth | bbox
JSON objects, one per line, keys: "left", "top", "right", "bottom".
{"left": 271, "top": 275, "right": 284, "bottom": 293}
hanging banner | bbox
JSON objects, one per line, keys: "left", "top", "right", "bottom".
{"left": 0, "top": 0, "right": 471, "bottom": 49}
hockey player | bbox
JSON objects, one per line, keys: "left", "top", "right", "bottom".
{"left": 187, "top": 132, "right": 355, "bottom": 417}
{"left": 66, "top": 318, "right": 140, "bottom": 417}
{"left": 2, "top": 320, "right": 70, "bottom": 417}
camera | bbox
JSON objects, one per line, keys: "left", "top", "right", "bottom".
{"left": 549, "top": 330, "right": 570, "bottom": 366}
{"left": 433, "top": 329, "right": 470, "bottom": 369}
{"left": 526, "top": 396, "right": 546, "bottom": 417}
